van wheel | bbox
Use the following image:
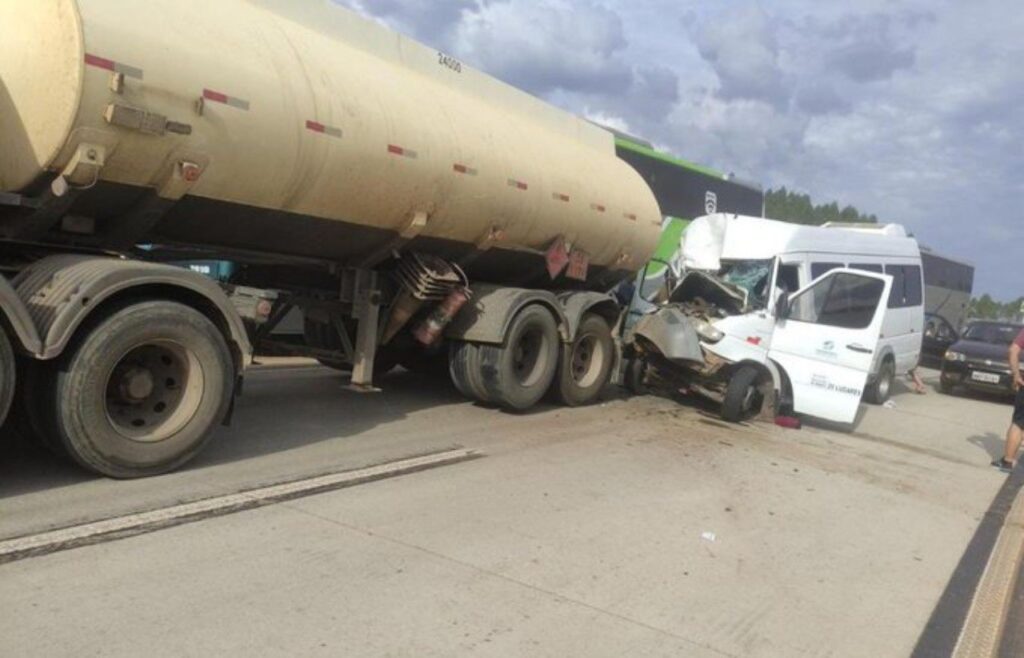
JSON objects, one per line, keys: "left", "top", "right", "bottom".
{"left": 479, "top": 305, "right": 560, "bottom": 411}
{"left": 42, "top": 302, "right": 235, "bottom": 479}
{"left": 865, "top": 359, "right": 894, "bottom": 405}
{"left": 0, "top": 331, "right": 15, "bottom": 429}
{"left": 722, "top": 365, "right": 764, "bottom": 423}
{"left": 553, "top": 314, "right": 614, "bottom": 407}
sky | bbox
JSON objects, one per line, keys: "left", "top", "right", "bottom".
{"left": 335, "top": 0, "right": 1022, "bottom": 299}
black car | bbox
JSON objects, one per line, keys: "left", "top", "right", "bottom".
{"left": 921, "top": 313, "right": 959, "bottom": 369}
{"left": 940, "top": 321, "right": 1024, "bottom": 395}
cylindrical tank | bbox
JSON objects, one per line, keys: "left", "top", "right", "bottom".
{"left": 0, "top": 0, "right": 661, "bottom": 287}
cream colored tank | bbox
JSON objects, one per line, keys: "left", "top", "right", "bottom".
{"left": 0, "top": 0, "right": 661, "bottom": 280}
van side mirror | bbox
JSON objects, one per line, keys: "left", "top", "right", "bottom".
{"left": 775, "top": 292, "right": 790, "bottom": 321}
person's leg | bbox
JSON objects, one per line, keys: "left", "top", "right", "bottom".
{"left": 1003, "top": 388, "right": 1024, "bottom": 463}
{"left": 1006, "top": 424, "right": 1024, "bottom": 464}
{"left": 909, "top": 368, "right": 926, "bottom": 394}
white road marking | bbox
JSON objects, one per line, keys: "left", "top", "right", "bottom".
{"left": 0, "top": 449, "right": 479, "bottom": 564}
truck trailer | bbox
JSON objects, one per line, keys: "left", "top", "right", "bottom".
{"left": 0, "top": 0, "right": 662, "bottom": 477}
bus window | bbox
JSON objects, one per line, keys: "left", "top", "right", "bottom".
{"left": 850, "top": 263, "right": 883, "bottom": 273}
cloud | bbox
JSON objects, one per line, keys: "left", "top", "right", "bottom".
{"left": 822, "top": 14, "right": 918, "bottom": 83}
{"left": 451, "top": 0, "right": 632, "bottom": 95}
{"left": 338, "top": 0, "right": 472, "bottom": 42}
{"left": 690, "top": 7, "right": 789, "bottom": 107}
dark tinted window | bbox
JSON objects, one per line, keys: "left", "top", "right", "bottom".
{"left": 963, "top": 323, "right": 1022, "bottom": 346}
{"left": 885, "top": 265, "right": 923, "bottom": 308}
{"left": 790, "top": 272, "right": 886, "bottom": 329}
{"left": 850, "top": 263, "right": 883, "bottom": 273}
{"left": 776, "top": 264, "right": 801, "bottom": 293}
{"left": 811, "top": 262, "right": 844, "bottom": 279}
{"left": 904, "top": 265, "right": 923, "bottom": 306}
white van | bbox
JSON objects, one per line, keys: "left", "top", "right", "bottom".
{"left": 631, "top": 214, "right": 923, "bottom": 424}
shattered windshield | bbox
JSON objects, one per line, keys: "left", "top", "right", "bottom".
{"left": 720, "top": 260, "right": 774, "bottom": 310}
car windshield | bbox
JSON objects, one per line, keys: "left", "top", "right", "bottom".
{"left": 962, "top": 323, "right": 1022, "bottom": 345}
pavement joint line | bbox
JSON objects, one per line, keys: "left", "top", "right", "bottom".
{"left": 953, "top": 487, "right": 1024, "bottom": 657}
{"left": 0, "top": 448, "right": 480, "bottom": 566}
{"left": 913, "top": 467, "right": 1024, "bottom": 657}
{"left": 282, "top": 503, "right": 739, "bottom": 658}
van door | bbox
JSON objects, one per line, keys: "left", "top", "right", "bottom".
{"left": 769, "top": 269, "right": 892, "bottom": 424}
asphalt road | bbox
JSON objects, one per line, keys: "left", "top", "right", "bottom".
{"left": 0, "top": 365, "right": 1017, "bottom": 657}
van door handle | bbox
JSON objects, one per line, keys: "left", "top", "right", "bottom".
{"left": 846, "top": 343, "right": 872, "bottom": 354}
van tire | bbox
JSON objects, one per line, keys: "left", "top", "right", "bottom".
{"left": 866, "top": 359, "right": 895, "bottom": 405}
{"left": 722, "top": 365, "right": 764, "bottom": 423}
{"left": 553, "top": 314, "right": 614, "bottom": 407}
{"left": 479, "top": 305, "right": 560, "bottom": 412}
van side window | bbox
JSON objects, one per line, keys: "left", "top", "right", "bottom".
{"left": 811, "top": 262, "right": 844, "bottom": 279}
{"left": 850, "top": 263, "right": 883, "bottom": 273}
{"left": 885, "top": 265, "right": 923, "bottom": 308}
{"left": 789, "top": 272, "right": 886, "bottom": 330}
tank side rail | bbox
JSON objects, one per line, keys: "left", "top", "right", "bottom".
{"left": 11, "top": 255, "right": 252, "bottom": 367}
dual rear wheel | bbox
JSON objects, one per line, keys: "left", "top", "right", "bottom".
{"left": 22, "top": 301, "right": 234, "bottom": 479}
{"left": 449, "top": 306, "right": 613, "bottom": 411}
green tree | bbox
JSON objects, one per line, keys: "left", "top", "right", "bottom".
{"left": 765, "top": 188, "right": 879, "bottom": 226}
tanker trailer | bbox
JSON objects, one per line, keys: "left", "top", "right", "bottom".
{"left": 0, "top": 0, "right": 662, "bottom": 477}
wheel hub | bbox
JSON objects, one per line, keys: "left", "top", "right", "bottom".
{"left": 104, "top": 342, "right": 204, "bottom": 443}
{"left": 118, "top": 367, "right": 155, "bottom": 403}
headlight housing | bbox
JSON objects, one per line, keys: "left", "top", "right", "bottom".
{"left": 693, "top": 318, "right": 725, "bottom": 343}
{"left": 945, "top": 351, "right": 966, "bottom": 362}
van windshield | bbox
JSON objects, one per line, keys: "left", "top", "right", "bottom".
{"left": 720, "top": 260, "right": 773, "bottom": 310}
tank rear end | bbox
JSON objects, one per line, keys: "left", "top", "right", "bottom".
{"left": 0, "top": 0, "right": 83, "bottom": 193}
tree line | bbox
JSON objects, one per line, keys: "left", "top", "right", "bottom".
{"left": 968, "top": 295, "right": 1024, "bottom": 322}
{"left": 765, "top": 187, "right": 879, "bottom": 226}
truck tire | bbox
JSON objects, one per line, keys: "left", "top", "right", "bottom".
{"left": 41, "top": 301, "right": 234, "bottom": 478}
{"left": 449, "top": 341, "right": 491, "bottom": 403}
{"left": 17, "top": 360, "right": 68, "bottom": 456}
{"left": 865, "top": 359, "right": 894, "bottom": 405}
{"left": 553, "top": 314, "right": 613, "bottom": 407}
{"left": 0, "top": 330, "right": 14, "bottom": 429}
{"left": 479, "top": 305, "right": 559, "bottom": 411}
{"left": 721, "top": 365, "right": 764, "bottom": 423}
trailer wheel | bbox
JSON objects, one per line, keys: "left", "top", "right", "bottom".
{"left": 553, "top": 314, "right": 613, "bottom": 407}
{"left": 865, "top": 358, "right": 894, "bottom": 405}
{"left": 45, "top": 301, "right": 234, "bottom": 478}
{"left": 17, "top": 360, "right": 68, "bottom": 456}
{"left": 721, "top": 365, "right": 764, "bottom": 423}
{"left": 0, "top": 330, "right": 15, "bottom": 429}
{"left": 479, "top": 305, "right": 559, "bottom": 411}
{"left": 449, "top": 341, "right": 491, "bottom": 403}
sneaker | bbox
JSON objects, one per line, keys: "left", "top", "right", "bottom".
{"left": 992, "top": 458, "right": 1015, "bottom": 474}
